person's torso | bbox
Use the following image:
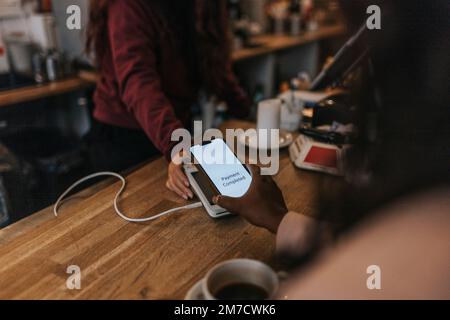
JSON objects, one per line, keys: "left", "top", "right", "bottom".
{"left": 94, "top": 0, "right": 200, "bottom": 128}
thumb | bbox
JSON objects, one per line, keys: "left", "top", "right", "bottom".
{"left": 213, "top": 195, "right": 239, "bottom": 213}
{"left": 248, "top": 164, "right": 261, "bottom": 177}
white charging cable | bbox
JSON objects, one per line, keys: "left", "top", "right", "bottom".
{"left": 53, "top": 172, "right": 203, "bottom": 222}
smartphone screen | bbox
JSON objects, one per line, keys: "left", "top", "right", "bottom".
{"left": 190, "top": 139, "right": 252, "bottom": 198}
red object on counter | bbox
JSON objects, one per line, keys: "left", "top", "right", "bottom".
{"left": 304, "top": 146, "right": 338, "bottom": 169}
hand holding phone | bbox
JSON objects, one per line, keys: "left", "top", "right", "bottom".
{"left": 190, "top": 139, "right": 252, "bottom": 198}
{"left": 184, "top": 138, "right": 252, "bottom": 218}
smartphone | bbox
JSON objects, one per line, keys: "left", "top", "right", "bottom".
{"left": 190, "top": 139, "right": 252, "bottom": 198}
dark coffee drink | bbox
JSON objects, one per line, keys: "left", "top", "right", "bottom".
{"left": 214, "top": 283, "right": 269, "bottom": 300}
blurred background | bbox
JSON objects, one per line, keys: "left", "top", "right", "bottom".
{"left": 0, "top": 0, "right": 347, "bottom": 227}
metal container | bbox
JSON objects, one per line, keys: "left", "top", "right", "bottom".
{"left": 5, "top": 38, "right": 38, "bottom": 76}
{"left": 32, "top": 51, "right": 47, "bottom": 83}
{"left": 46, "top": 50, "right": 63, "bottom": 81}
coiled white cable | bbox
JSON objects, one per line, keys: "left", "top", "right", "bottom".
{"left": 53, "top": 172, "right": 203, "bottom": 222}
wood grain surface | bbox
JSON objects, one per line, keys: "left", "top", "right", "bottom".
{"left": 0, "top": 120, "right": 333, "bottom": 299}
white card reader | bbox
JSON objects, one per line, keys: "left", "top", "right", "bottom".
{"left": 183, "top": 162, "right": 232, "bottom": 218}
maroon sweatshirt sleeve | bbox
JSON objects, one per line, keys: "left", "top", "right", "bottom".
{"left": 107, "top": 0, "right": 183, "bottom": 161}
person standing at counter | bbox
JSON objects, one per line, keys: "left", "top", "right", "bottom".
{"left": 86, "top": 0, "right": 250, "bottom": 199}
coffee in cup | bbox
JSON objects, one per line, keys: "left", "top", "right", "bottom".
{"left": 202, "top": 259, "right": 279, "bottom": 300}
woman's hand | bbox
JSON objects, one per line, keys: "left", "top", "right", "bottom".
{"left": 166, "top": 159, "right": 193, "bottom": 200}
{"left": 213, "top": 165, "right": 288, "bottom": 233}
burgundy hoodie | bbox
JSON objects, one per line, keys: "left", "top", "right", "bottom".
{"left": 93, "top": 0, "right": 249, "bottom": 160}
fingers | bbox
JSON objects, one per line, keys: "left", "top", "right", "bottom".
{"left": 248, "top": 164, "right": 261, "bottom": 177}
{"left": 173, "top": 166, "right": 193, "bottom": 198}
{"left": 166, "top": 179, "right": 189, "bottom": 200}
{"left": 167, "top": 162, "right": 193, "bottom": 200}
{"left": 248, "top": 164, "right": 274, "bottom": 184}
{"left": 166, "top": 174, "right": 193, "bottom": 200}
{"left": 174, "top": 176, "right": 193, "bottom": 199}
{"left": 212, "top": 195, "right": 239, "bottom": 213}
{"left": 173, "top": 166, "right": 190, "bottom": 188}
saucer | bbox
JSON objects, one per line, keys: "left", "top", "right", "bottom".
{"left": 238, "top": 130, "right": 294, "bottom": 150}
{"left": 185, "top": 278, "right": 205, "bottom": 300}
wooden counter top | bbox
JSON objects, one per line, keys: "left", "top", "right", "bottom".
{"left": 0, "top": 120, "right": 334, "bottom": 299}
{"left": 0, "top": 25, "right": 345, "bottom": 108}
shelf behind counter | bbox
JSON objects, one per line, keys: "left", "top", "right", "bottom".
{"left": 0, "top": 25, "right": 346, "bottom": 109}
{"left": 0, "top": 72, "right": 96, "bottom": 108}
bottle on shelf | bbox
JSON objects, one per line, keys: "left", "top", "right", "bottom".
{"left": 289, "top": 0, "right": 302, "bottom": 36}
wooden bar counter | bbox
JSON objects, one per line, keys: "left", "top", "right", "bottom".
{"left": 0, "top": 120, "right": 328, "bottom": 299}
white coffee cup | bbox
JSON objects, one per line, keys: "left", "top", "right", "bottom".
{"left": 257, "top": 99, "right": 282, "bottom": 149}
{"left": 279, "top": 91, "right": 305, "bottom": 132}
{"left": 202, "top": 259, "right": 279, "bottom": 300}
{"left": 257, "top": 99, "right": 281, "bottom": 131}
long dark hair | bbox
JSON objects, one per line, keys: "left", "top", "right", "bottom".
{"left": 321, "top": 0, "right": 450, "bottom": 234}
{"left": 86, "top": 0, "right": 232, "bottom": 95}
